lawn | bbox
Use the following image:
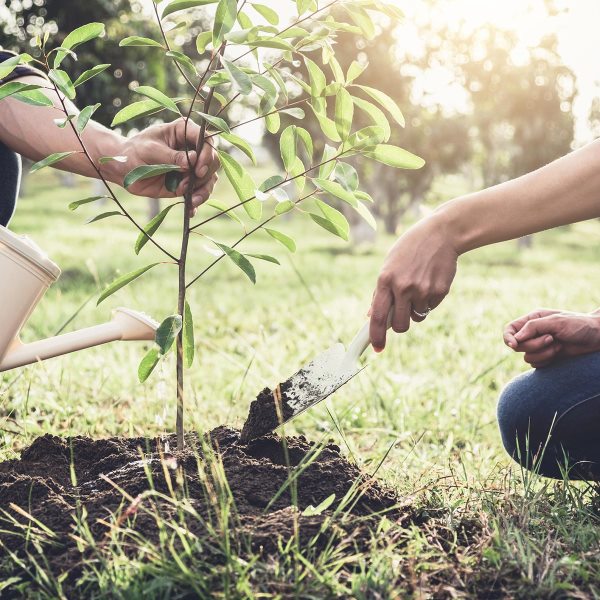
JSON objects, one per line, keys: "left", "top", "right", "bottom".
{"left": 1, "top": 166, "right": 600, "bottom": 597}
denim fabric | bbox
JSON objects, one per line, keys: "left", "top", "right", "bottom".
{"left": 0, "top": 141, "right": 20, "bottom": 227}
{"left": 497, "top": 351, "right": 600, "bottom": 479}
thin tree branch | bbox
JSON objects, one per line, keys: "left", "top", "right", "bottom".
{"left": 186, "top": 190, "right": 319, "bottom": 289}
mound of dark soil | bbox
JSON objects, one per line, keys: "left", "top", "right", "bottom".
{"left": 0, "top": 427, "right": 408, "bottom": 586}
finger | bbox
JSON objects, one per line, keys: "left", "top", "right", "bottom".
{"left": 191, "top": 177, "right": 217, "bottom": 208}
{"left": 392, "top": 296, "right": 411, "bottom": 333}
{"left": 514, "top": 316, "right": 560, "bottom": 343}
{"left": 196, "top": 142, "right": 220, "bottom": 182}
{"left": 176, "top": 175, "right": 191, "bottom": 197}
{"left": 526, "top": 343, "right": 562, "bottom": 368}
{"left": 512, "top": 335, "right": 554, "bottom": 354}
{"left": 504, "top": 308, "right": 561, "bottom": 346}
{"left": 370, "top": 284, "right": 394, "bottom": 352}
{"left": 410, "top": 299, "right": 429, "bottom": 323}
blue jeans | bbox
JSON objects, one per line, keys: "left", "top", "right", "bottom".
{"left": 497, "top": 351, "right": 600, "bottom": 479}
{"left": 0, "top": 141, "right": 20, "bottom": 227}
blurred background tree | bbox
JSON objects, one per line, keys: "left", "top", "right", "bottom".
{"left": 0, "top": 0, "right": 584, "bottom": 235}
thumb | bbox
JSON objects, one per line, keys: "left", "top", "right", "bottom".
{"left": 514, "top": 316, "right": 560, "bottom": 343}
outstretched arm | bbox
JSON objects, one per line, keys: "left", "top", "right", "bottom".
{"left": 370, "top": 139, "right": 600, "bottom": 351}
{"left": 0, "top": 74, "right": 219, "bottom": 212}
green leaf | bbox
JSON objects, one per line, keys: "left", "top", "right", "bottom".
{"left": 73, "top": 64, "right": 110, "bottom": 87}
{"left": 353, "top": 200, "right": 377, "bottom": 230}
{"left": 352, "top": 96, "right": 391, "bottom": 142}
{"left": 0, "top": 55, "right": 24, "bottom": 80}
{"left": 259, "top": 174, "right": 285, "bottom": 192}
{"left": 133, "top": 85, "right": 180, "bottom": 114}
{"left": 354, "top": 84, "right": 405, "bottom": 127}
{"left": 196, "top": 31, "right": 212, "bottom": 54}
{"left": 303, "top": 493, "right": 335, "bottom": 516}
{"left": 138, "top": 347, "right": 160, "bottom": 383}
{"left": 215, "top": 242, "right": 256, "bottom": 283}
{"left": 30, "top": 151, "right": 77, "bottom": 173}
{"left": 166, "top": 50, "right": 197, "bottom": 75}
{"left": 265, "top": 228, "right": 296, "bottom": 252}
{"left": 295, "top": 127, "right": 313, "bottom": 162}
{"left": 48, "top": 69, "right": 75, "bottom": 100}
{"left": 119, "top": 36, "right": 164, "bottom": 48}
{"left": 97, "top": 263, "right": 160, "bottom": 305}
{"left": 221, "top": 57, "right": 252, "bottom": 95}
{"left": 319, "top": 144, "right": 337, "bottom": 179}
{"left": 156, "top": 315, "right": 182, "bottom": 354}
{"left": 296, "top": 0, "right": 316, "bottom": 15}
{"left": 334, "top": 162, "right": 359, "bottom": 192}
{"left": 76, "top": 103, "right": 100, "bottom": 134}
{"left": 265, "top": 111, "right": 280, "bottom": 134}
{"left": 221, "top": 132, "right": 256, "bottom": 164}
{"left": 183, "top": 301, "right": 195, "bottom": 368}
{"left": 275, "top": 200, "right": 294, "bottom": 215}
{"left": 347, "top": 125, "right": 387, "bottom": 150}
{"left": 124, "top": 164, "right": 180, "bottom": 188}
{"left": 162, "top": 0, "right": 218, "bottom": 18}
{"left": 135, "top": 203, "right": 179, "bottom": 254}
{"left": 54, "top": 23, "right": 105, "bottom": 68}
{"left": 335, "top": 87, "right": 353, "bottom": 141}
{"left": 196, "top": 111, "right": 230, "bottom": 133}
{"left": 365, "top": 145, "right": 425, "bottom": 169}
{"left": 279, "top": 107, "right": 305, "bottom": 119}
{"left": 68, "top": 196, "right": 107, "bottom": 211}
{"left": 310, "top": 200, "right": 349, "bottom": 241}
{"left": 252, "top": 3, "right": 279, "bottom": 25}
{"left": 87, "top": 211, "right": 122, "bottom": 224}
{"left": 346, "top": 60, "right": 367, "bottom": 83}
{"left": 237, "top": 10, "right": 252, "bottom": 28}
{"left": 245, "top": 38, "right": 294, "bottom": 51}
{"left": 213, "top": 0, "right": 237, "bottom": 47}
{"left": 345, "top": 5, "right": 375, "bottom": 39}
{"left": 313, "top": 178, "right": 357, "bottom": 206}
{"left": 111, "top": 99, "right": 163, "bottom": 127}
{"left": 309, "top": 102, "right": 341, "bottom": 142}
{"left": 206, "top": 198, "right": 244, "bottom": 226}
{"left": 279, "top": 125, "right": 296, "bottom": 172}
{"left": 165, "top": 171, "right": 183, "bottom": 192}
{"left": 304, "top": 57, "right": 326, "bottom": 97}
{"left": 13, "top": 89, "right": 53, "bottom": 107}
{"left": 218, "top": 151, "right": 261, "bottom": 220}
{"left": 246, "top": 253, "right": 280, "bottom": 265}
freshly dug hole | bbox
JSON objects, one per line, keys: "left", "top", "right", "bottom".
{"left": 0, "top": 426, "right": 408, "bottom": 585}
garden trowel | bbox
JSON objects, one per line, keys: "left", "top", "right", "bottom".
{"left": 241, "top": 319, "right": 380, "bottom": 441}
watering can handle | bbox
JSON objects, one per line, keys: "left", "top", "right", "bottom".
{"left": 345, "top": 310, "right": 394, "bottom": 364}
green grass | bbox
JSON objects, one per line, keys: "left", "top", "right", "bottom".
{"left": 2, "top": 166, "right": 600, "bottom": 597}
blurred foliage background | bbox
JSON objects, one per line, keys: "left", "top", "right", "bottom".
{"left": 1, "top": 0, "right": 590, "bottom": 240}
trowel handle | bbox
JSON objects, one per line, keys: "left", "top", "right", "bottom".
{"left": 345, "top": 310, "right": 393, "bottom": 364}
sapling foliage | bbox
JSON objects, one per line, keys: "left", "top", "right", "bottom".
{"left": 1, "top": 0, "right": 424, "bottom": 449}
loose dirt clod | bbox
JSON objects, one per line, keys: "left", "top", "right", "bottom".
{"left": 0, "top": 426, "right": 406, "bottom": 589}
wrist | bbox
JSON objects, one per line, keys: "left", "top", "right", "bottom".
{"left": 83, "top": 126, "right": 129, "bottom": 186}
{"left": 432, "top": 197, "right": 477, "bottom": 256}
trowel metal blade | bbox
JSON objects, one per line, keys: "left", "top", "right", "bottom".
{"left": 279, "top": 343, "right": 359, "bottom": 422}
{"left": 240, "top": 342, "right": 362, "bottom": 442}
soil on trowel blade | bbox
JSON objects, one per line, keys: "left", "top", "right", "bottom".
{"left": 240, "top": 382, "right": 295, "bottom": 441}
{"left": 0, "top": 426, "right": 405, "bottom": 588}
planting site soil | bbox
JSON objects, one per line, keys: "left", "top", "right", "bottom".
{"left": 0, "top": 426, "right": 409, "bottom": 586}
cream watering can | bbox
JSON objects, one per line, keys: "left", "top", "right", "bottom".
{"left": 0, "top": 225, "right": 158, "bottom": 372}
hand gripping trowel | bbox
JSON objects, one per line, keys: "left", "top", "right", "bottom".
{"left": 0, "top": 225, "right": 158, "bottom": 372}
{"left": 241, "top": 317, "right": 387, "bottom": 441}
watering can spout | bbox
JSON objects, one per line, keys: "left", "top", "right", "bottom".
{"left": 0, "top": 308, "right": 158, "bottom": 373}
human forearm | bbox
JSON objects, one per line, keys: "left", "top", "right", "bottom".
{"left": 0, "top": 75, "right": 128, "bottom": 183}
{"left": 0, "top": 74, "right": 219, "bottom": 208}
{"left": 437, "top": 139, "right": 600, "bottom": 254}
